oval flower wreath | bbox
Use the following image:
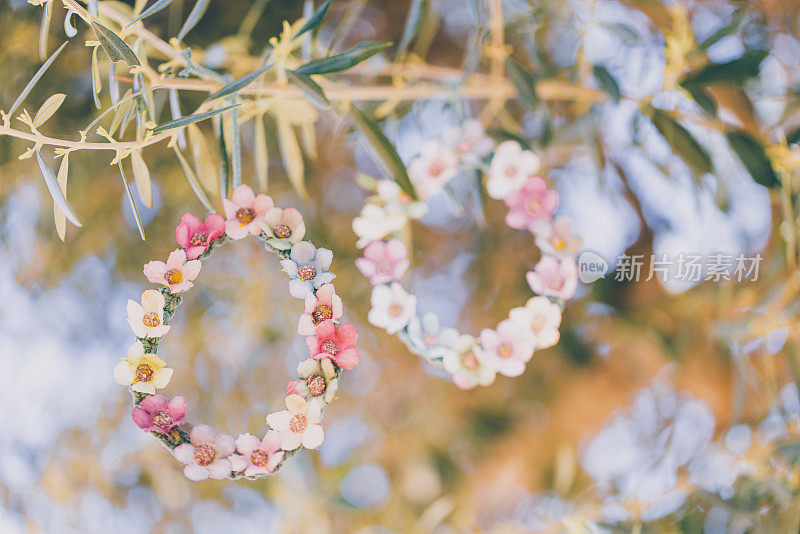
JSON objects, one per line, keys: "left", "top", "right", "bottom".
{"left": 114, "top": 185, "right": 360, "bottom": 481}
{"left": 353, "top": 120, "right": 582, "bottom": 390}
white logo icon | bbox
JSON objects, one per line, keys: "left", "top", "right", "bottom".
{"left": 578, "top": 250, "right": 608, "bottom": 283}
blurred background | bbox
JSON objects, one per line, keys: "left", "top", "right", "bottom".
{"left": 2, "top": 0, "right": 800, "bottom": 532}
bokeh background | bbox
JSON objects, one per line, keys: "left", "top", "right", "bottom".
{"left": 2, "top": 0, "right": 800, "bottom": 532}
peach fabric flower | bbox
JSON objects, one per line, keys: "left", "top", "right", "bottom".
{"left": 127, "top": 289, "right": 170, "bottom": 338}
{"left": 480, "top": 319, "right": 536, "bottom": 377}
{"left": 408, "top": 140, "right": 459, "bottom": 199}
{"left": 487, "top": 140, "right": 540, "bottom": 200}
{"left": 258, "top": 206, "right": 306, "bottom": 250}
{"left": 143, "top": 249, "right": 201, "bottom": 293}
{"left": 504, "top": 176, "right": 558, "bottom": 233}
{"left": 508, "top": 296, "right": 562, "bottom": 349}
{"left": 222, "top": 185, "right": 274, "bottom": 239}
{"left": 173, "top": 425, "right": 235, "bottom": 481}
{"left": 526, "top": 256, "right": 578, "bottom": 300}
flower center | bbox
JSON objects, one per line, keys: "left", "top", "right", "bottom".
{"left": 497, "top": 343, "right": 514, "bottom": 359}
{"left": 525, "top": 198, "right": 542, "bottom": 214}
{"left": 193, "top": 444, "right": 216, "bottom": 466}
{"left": 190, "top": 231, "right": 207, "bottom": 246}
{"left": 142, "top": 312, "right": 161, "bottom": 328}
{"left": 250, "top": 450, "right": 270, "bottom": 467}
{"left": 289, "top": 413, "right": 308, "bottom": 433}
{"left": 164, "top": 268, "right": 182, "bottom": 285}
{"left": 378, "top": 261, "right": 393, "bottom": 274}
{"left": 236, "top": 207, "right": 256, "bottom": 224}
{"left": 548, "top": 277, "right": 565, "bottom": 291}
{"left": 504, "top": 165, "right": 518, "bottom": 178}
{"left": 273, "top": 224, "right": 292, "bottom": 238}
{"left": 321, "top": 340, "right": 339, "bottom": 355}
{"left": 298, "top": 264, "right": 316, "bottom": 281}
{"left": 312, "top": 304, "right": 332, "bottom": 324}
{"left": 462, "top": 352, "right": 479, "bottom": 370}
{"left": 135, "top": 363, "right": 154, "bottom": 382}
{"left": 152, "top": 411, "right": 174, "bottom": 429}
{"left": 530, "top": 314, "right": 544, "bottom": 331}
{"left": 429, "top": 162, "right": 444, "bottom": 177}
{"left": 550, "top": 237, "right": 565, "bottom": 250}
{"left": 423, "top": 332, "right": 438, "bottom": 347}
{"left": 388, "top": 303, "right": 404, "bottom": 318}
{"left": 307, "top": 374, "right": 326, "bottom": 396}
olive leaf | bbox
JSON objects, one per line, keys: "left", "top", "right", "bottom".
{"left": 350, "top": 104, "right": 417, "bottom": 199}
{"left": 151, "top": 104, "right": 240, "bottom": 133}
{"left": 91, "top": 21, "right": 141, "bottom": 67}
{"left": 130, "top": 150, "right": 153, "bottom": 207}
{"left": 9, "top": 41, "right": 67, "bottom": 117}
{"left": 506, "top": 57, "right": 538, "bottom": 110}
{"left": 295, "top": 0, "right": 332, "bottom": 38}
{"left": 54, "top": 153, "right": 70, "bottom": 240}
{"left": 276, "top": 111, "right": 307, "bottom": 198}
{"left": 173, "top": 144, "right": 214, "bottom": 211}
{"left": 207, "top": 64, "right": 273, "bottom": 101}
{"left": 287, "top": 69, "right": 331, "bottom": 109}
{"left": 726, "top": 130, "right": 780, "bottom": 188}
{"left": 647, "top": 107, "right": 712, "bottom": 176}
{"left": 680, "top": 49, "right": 767, "bottom": 87}
{"left": 118, "top": 161, "right": 145, "bottom": 240}
{"left": 397, "top": 0, "right": 428, "bottom": 58}
{"left": 592, "top": 64, "right": 620, "bottom": 103}
{"left": 33, "top": 93, "right": 66, "bottom": 128}
{"left": 698, "top": 10, "right": 744, "bottom": 50}
{"left": 36, "top": 150, "right": 81, "bottom": 227}
{"left": 126, "top": 0, "right": 174, "bottom": 29}
{"left": 294, "top": 41, "right": 391, "bottom": 75}
{"left": 254, "top": 115, "right": 269, "bottom": 191}
{"left": 177, "top": 0, "right": 211, "bottom": 41}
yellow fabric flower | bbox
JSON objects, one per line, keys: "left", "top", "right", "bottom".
{"left": 114, "top": 341, "right": 173, "bottom": 394}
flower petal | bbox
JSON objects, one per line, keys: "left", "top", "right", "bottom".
{"left": 231, "top": 184, "right": 256, "bottom": 207}
{"left": 266, "top": 410, "right": 291, "bottom": 431}
{"left": 184, "top": 463, "right": 209, "bottom": 481}
{"left": 167, "top": 396, "right": 187, "bottom": 419}
{"left": 190, "top": 424, "right": 216, "bottom": 446}
{"left": 290, "top": 241, "right": 316, "bottom": 265}
{"left": 301, "top": 424, "right": 324, "bottom": 449}
{"left": 173, "top": 443, "right": 195, "bottom": 464}
{"left": 141, "top": 393, "right": 168, "bottom": 413}
{"left": 114, "top": 360, "right": 135, "bottom": 385}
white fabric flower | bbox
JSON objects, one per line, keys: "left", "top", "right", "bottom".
{"left": 408, "top": 140, "right": 459, "bottom": 199}
{"left": 443, "top": 119, "right": 494, "bottom": 165}
{"left": 368, "top": 282, "right": 417, "bottom": 334}
{"left": 126, "top": 289, "right": 170, "bottom": 339}
{"left": 296, "top": 357, "right": 339, "bottom": 404}
{"left": 352, "top": 204, "right": 408, "bottom": 248}
{"left": 487, "top": 140, "right": 540, "bottom": 200}
{"left": 437, "top": 334, "right": 496, "bottom": 389}
{"left": 403, "top": 312, "right": 458, "bottom": 355}
{"left": 508, "top": 296, "right": 562, "bottom": 349}
{"left": 266, "top": 394, "right": 324, "bottom": 450}
{"left": 376, "top": 180, "right": 427, "bottom": 220}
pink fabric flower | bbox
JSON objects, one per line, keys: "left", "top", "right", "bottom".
{"left": 222, "top": 185, "right": 274, "bottom": 240}
{"left": 355, "top": 239, "right": 410, "bottom": 285}
{"left": 305, "top": 319, "right": 359, "bottom": 370}
{"left": 127, "top": 289, "right": 170, "bottom": 339}
{"left": 286, "top": 379, "right": 303, "bottom": 395}
{"left": 175, "top": 212, "right": 225, "bottom": 260}
{"left": 229, "top": 432, "right": 284, "bottom": 477}
{"left": 143, "top": 249, "right": 202, "bottom": 293}
{"left": 504, "top": 176, "right": 558, "bottom": 233}
{"left": 526, "top": 256, "right": 578, "bottom": 300}
{"left": 479, "top": 320, "right": 536, "bottom": 377}
{"left": 533, "top": 216, "right": 583, "bottom": 258}
{"left": 297, "top": 283, "right": 343, "bottom": 336}
{"left": 408, "top": 140, "right": 459, "bottom": 199}
{"left": 173, "top": 424, "right": 235, "bottom": 481}
{"left": 266, "top": 394, "right": 324, "bottom": 450}
{"left": 132, "top": 394, "right": 187, "bottom": 434}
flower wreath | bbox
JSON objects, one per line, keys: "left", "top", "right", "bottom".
{"left": 114, "top": 185, "right": 359, "bottom": 481}
{"left": 353, "top": 120, "right": 582, "bottom": 390}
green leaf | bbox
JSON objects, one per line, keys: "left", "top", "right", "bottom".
{"left": 602, "top": 22, "right": 639, "bottom": 43}
{"left": 173, "top": 145, "right": 214, "bottom": 210}
{"left": 206, "top": 63, "right": 273, "bottom": 101}
{"left": 177, "top": 0, "right": 211, "bottom": 42}
{"left": 680, "top": 49, "right": 767, "bottom": 87}
{"left": 9, "top": 41, "right": 67, "bottom": 117}
{"left": 698, "top": 10, "right": 744, "bottom": 50}
{"left": 686, "top": 86, "right": 717, "bottom": 117}
{"left": 397, "top": 0, "right": 428, "bottom": 58}
{"left": 648, "top": 108, "right": 713, "bottom": 176}
{"left": 35, "top": 150, "right": 81, "bottom": 227}
{"left": 126, "top": 0, "right": 173, "bottom": 28}
{"left": 118, "top": 161, "right": 145, "bottom": 240}
{"left": 91, "top": 21, "right": 141, "bottom": 67}
{"left": 726, "top": 130, "right": 780, "bottom": 188}
{"left": 294, "top": 41, "right": 390, "bottom": 75}
{"left": 295, "top": 0, "right": 332, "bottom": 38}
{"left": 218, "top": 118, "right": 229, "bottom": 199}
{"left": 787, "top": 126, "right": 800, "bottom": 146}
{"left": 486, "top": 128, "right": 532, "bottom": 151}
{"left": 150, "top": 104, "right": 239, "bottom": 133}
{"left": 592, "top": 64, "right": 620, "bottom": 103}
{"left": 505, "top": 57, "right": 538, "bottom": 110}
{"left": 287, "top": 69, "right": 331, "bottom": 109}
{"left": 230, "top": 107, "right": 241, "bottom": 189}
{"left": 350, "top": 104, "right": 417, "bottom": 199}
